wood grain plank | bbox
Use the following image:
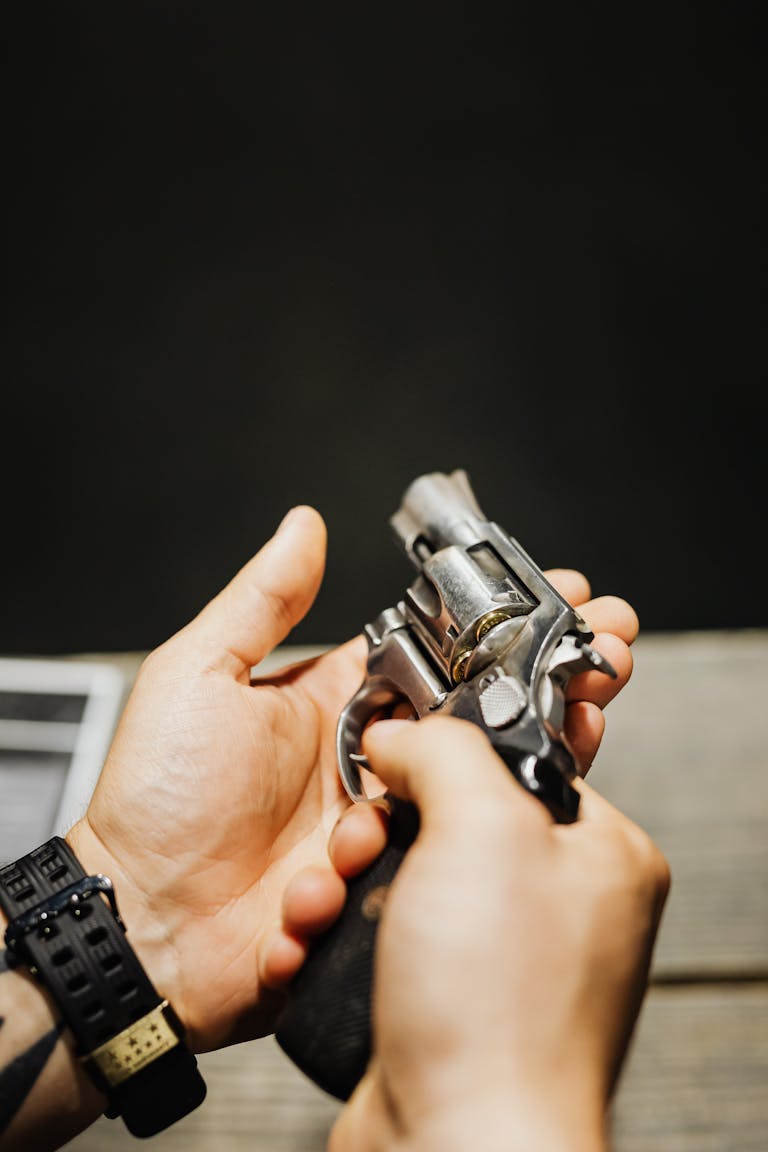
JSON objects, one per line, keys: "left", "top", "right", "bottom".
{"left": 588, "top": 630, "right": 768, "bottom": 976}
{"left": 609, "top": 984, "right": 768, "bottom": 1152}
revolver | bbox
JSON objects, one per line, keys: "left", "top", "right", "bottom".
{"left": 275, "top": 468, "right": 616, "bottom": 1100}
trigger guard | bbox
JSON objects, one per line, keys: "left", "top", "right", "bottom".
{"left": 336, "top": 677, "right": 407, "bottom": 802}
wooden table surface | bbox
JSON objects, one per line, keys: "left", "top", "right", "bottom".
{"left": 46, "top": 630, "right": 768, "bottom": 1150}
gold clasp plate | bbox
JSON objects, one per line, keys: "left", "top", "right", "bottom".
{"left": 82, "top": 1000, "right": 183, "bottom": 1087}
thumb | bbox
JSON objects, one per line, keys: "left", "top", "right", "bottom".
{"left": 179, "top": 504, "right": 327, "bottom": 673}
{"left": 362, "top": 716, "right": 548, "bottom": 830}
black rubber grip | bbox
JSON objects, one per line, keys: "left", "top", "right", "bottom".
{"left": 275, "top": 794, "right": 419, "bottom": 1101}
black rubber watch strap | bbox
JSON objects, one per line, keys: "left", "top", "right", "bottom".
{"left": 0, "top": 837, "right": 206, "bottom": 1137}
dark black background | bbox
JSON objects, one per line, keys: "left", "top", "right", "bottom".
{"left": 3, "top": 4, "right": 763, "bottom": 654}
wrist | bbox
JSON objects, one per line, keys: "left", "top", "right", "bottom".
{"left": 372, "top": 1070, "right": 608, "bottom": 1152}
{"left": 1, "top": 833, "right": 207, "bottom": 1139}
{"left": 399, "top": 1100, "right": 608, "bottom": 1152}
{"left": 338, "top": 1068, "right": 608, "bottom": 1152}
{"left": 64, "top": 819, "right": 187, "bottom": 1037}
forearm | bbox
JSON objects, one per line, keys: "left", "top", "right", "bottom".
{"left": 0, "top": 936, "right": 105, "bottom": 1152}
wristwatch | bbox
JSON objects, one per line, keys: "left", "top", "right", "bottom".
{"left": 0, "top": 836, "right": 207, "bottom": 1137}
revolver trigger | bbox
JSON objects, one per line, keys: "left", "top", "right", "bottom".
{"left": 582, "top": 645, "right": 618, "bottom": 679}
{"left": 349, "top": 752, "right": 371, "bottom": 771}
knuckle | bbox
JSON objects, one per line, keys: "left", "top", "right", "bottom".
{"left": 232, "top": 579, "right": 292, "bottom": 642}
{"left": 421, "top": 715, "right": 494, "bottom": 757}
{"left": 621, "top": 823, "right": 670, "bottom": 898}
{"left": 257, "top": 584, "right": 293, "bottom": 630}
{"left": 650, "top": 843, "right": 672, "bottom": 898}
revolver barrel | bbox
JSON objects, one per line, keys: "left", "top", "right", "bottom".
{"left": 391, "top": 470, "right": 541, "bottom": 685}
{"left": 390, "top": 468, "right": 486, "bottom": 560}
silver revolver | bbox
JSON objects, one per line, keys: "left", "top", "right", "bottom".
{"left": 337, "top": 467, "right": 615, "bottom": 819}
{"left": 275, "top": 469, "right": 616, "bottom": 1098}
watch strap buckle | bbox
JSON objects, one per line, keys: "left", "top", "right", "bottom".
{"left": 4, "top": 874, "right": 124, "bottom": 966}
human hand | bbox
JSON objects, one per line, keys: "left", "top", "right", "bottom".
{"left": 68, "top": 507, "right": 364, "bottom": 1052}
{"left": 326, "top": 717, "right": 670, "bottom": 1152}
{"left": 262, "top": 570, "right": 640, "bottom": 984}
